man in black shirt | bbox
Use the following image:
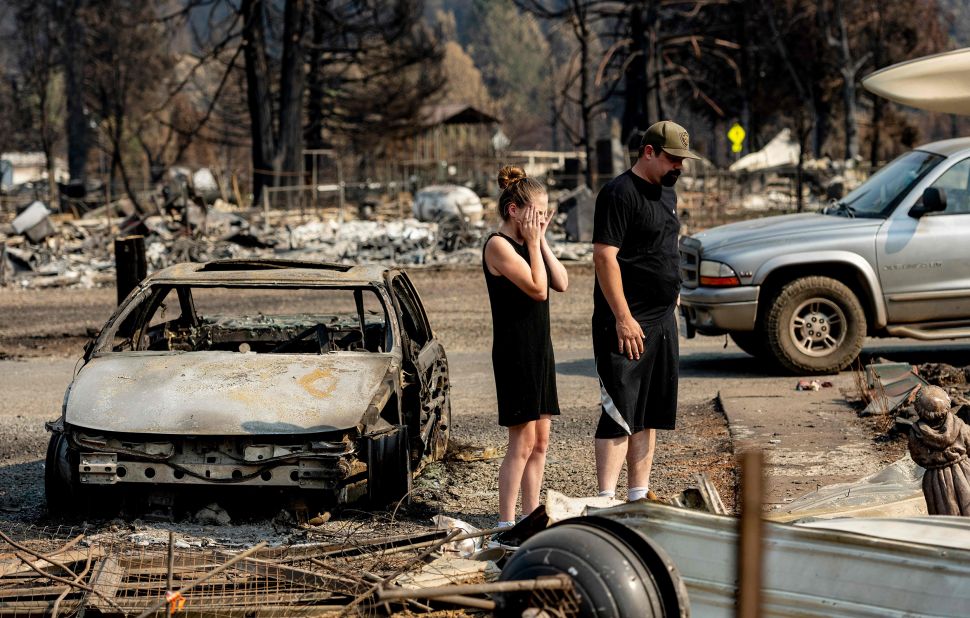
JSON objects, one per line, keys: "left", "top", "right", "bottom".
{"left": 592, "top": 120, "right": 699, "bottom": 502}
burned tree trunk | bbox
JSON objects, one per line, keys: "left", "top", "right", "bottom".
{"left": 571, "top": 2, "right": 595, "bottom": 188}
{"left": 277, "top": 0, "right": 308, "bottom": 188}
{"left": 305, "top": 3, "right": 327, "bottom": 151}
{"left": 622, "top": 4, "right": 649, "bottom": 144}
{"left": 63, "top": 0, "right": 89, "bottom": 183}
{"left": 827, "top": 0, "right": 869, "bottom": 161}
{"left": 242, "top": 0, "right": 276, "bottom": 203}
{"left": 645, "top": 4, "right": 663, "bottom": 124}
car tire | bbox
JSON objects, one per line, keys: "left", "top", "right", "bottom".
{"left": 729, "top": 331, "right": 771, "bottom": 359}
{"left": 44, "top": 432, "right": 78, "bottom": 515}
{"left": 765, "top": 276, "right": 866, "bottom": 374}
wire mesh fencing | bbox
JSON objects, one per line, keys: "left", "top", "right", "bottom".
{"left": 0, "top": 520, "right": 579, "bottom": 617}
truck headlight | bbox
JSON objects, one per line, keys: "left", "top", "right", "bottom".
{"left": 699, "top": 261, "right": 740, "bottom": 286}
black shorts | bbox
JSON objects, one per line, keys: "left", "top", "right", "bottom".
{"left": 593, "top": 311, "right": 679, "bottom": 438}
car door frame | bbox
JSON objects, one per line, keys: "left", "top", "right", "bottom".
{"left": 386, "top": 271, "right": 450, "bottom": 464}
{"left": 877, "top": 150, "right": 970, "bottom": 324}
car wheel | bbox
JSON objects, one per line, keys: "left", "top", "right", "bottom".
{"left": 45, "top": 432, "right": 79, "bottom": 515}
{"left": 729, "top": 331, "right": 771, "bottom": 359}
{"left": 766, "top": 276, "right": 866, "bottom": 374}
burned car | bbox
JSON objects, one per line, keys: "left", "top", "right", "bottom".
{"left": 45, "top": 260, "right": 450, "bottom": 513}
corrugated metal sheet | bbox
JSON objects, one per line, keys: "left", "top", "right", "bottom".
{"left": 589, "top": 501, "right": 970, "bottom": 617}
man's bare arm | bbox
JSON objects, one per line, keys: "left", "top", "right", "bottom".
{"left": 593, "top": 243, "right": 644, "bottom": 360}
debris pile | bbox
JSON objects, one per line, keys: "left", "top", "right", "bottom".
{"left": 0, "top": 515, "right": 577, "bottom": 616}
{"left": 0, "top": 198, "right": 593, "bottom": 289}
{"left": 859, "top": 360, "right": 970, "bottom": 423}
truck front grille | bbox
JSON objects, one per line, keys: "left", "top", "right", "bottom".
{"left": 679, "top": 239, "right": 700, "bottom": 288}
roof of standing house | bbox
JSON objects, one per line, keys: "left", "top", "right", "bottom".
{"left": 419, "top": 104, "right": 500, "bottom": 127}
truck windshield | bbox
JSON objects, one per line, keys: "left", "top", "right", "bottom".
{"left": 837, "top": 150, "right": 943, "bottom": 217}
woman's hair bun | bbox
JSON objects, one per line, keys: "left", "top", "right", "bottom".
{"left": 497, "top": 165, "right": 527, "bottom": 190}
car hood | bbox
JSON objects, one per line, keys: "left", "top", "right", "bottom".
{"left": 690, "top": 213, "right": 881, "bottom": 253}
{"left": 67, "top": 352, "right": 394, "bottom": 436}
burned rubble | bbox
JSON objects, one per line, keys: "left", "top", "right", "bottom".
{"left": 0, "top": 186, "right": 593, "bottom": 290}
{"left": 0, "top": 513, "right": 576, "bottom": 616}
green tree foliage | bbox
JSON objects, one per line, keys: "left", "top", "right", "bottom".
{"left": 466, "top": 0, "right": 553, "bottom": 148}
{"left": 440, "top": 39, "right": 498, "bottom": 112}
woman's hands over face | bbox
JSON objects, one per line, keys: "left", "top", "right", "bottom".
{"left": 518, "top": 204, "right": 543, "bottom": 245}
{"left": 540, "top": 208, "right": 553, "bottom": 234}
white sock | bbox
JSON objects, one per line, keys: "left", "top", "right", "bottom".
{"left": 597, "top": 489, "right": 616, "bottom": 499}
{"left": 496, "top": 520, "right": 515, "bottom": 529}
{"left": 627, "top": 487, "right": 649, "bottom": 502}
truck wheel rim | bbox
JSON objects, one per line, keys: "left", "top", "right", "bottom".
{"left": 789, "top": 298, "right": 846, "bottom": 357}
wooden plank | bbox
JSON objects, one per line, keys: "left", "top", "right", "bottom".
{"left": 103, "top": 577, "right": 265, "bottom": 592}
{"left": 232, "top": 556, "right": 354, "bottom": 591}
{"left": 0, "top": 548, "right": 104, "bottom": 578}
{"left": 0, "top": 584, "right": 81, "bottom": 599}
{"left": 113, "top": 589, "right": 341, "bottom": 610}
{"left": 0, "top": 598, "right": 82, "bottom": 614}
{"left": 396, "top": 556, "right": 490, "bottom": 590}
{"left": 272, "top": 530, "right": 447, "bottom": 563}
{"left": 85, "top": 557, "right": 124, "bottom": 613}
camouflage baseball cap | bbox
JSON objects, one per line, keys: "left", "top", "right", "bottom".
{"left": 640, "top": 120, "right": 701, "bottom": 160}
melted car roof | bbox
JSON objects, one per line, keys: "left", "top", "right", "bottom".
{"left": 146, "top": 260, "right": 391, "bottom": 286}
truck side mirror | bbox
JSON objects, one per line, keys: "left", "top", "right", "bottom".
{"left": 909, "top": 187, "right": 947, "bottom": 217}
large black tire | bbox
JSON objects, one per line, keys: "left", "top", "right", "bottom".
{"left": 765, "top": 276, "right": 866, "bottom": 374}
{"left": 497, "top": 518, "right": 688, "bottom": 618}
{"left": 729, "top": 331, "right": 771, "bottom": 359}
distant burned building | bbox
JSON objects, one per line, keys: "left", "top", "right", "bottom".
{"left": 390, "top": 104, "right": 501, "bottom": 187}
{"left": 0, "top": 152, "right": 68, "bottom": 190}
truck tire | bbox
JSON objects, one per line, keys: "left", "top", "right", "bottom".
{"left": 729, "top": 331, "right": 771, "bottom": 360}
{"left": 765, "top": 276, "right": 866, "bottom": 374}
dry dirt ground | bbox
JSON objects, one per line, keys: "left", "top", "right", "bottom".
{"left": 0, "top": 264, "right": 738, "bottom": 538}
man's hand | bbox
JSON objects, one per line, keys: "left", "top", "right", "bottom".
{"left": 616, "top": 315, "right": 645, "bottom": 360}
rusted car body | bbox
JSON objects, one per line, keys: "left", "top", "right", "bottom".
{"left": 45, "top": 260, "right": 450, "bottom": 511}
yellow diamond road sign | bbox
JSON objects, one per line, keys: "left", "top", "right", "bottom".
{"left": 728, "top": 122, "right": 745, "bottom": 153}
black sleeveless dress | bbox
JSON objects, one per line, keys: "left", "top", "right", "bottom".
{"left": 483, "top": 232, "right": 560, "bottom": 426}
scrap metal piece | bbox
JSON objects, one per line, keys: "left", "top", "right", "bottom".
{"left": 11, "top": 201, "right": 55, "bottom": 243}
{"left": 673, "top": 473, "right": 729, "bottom": 515}
{"left": 861, "top": 362, "right": 928, "bottom": 417}
{"left": 78, "top": 453, "right": 118, "bottom": 485}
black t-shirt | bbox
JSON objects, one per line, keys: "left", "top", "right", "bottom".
{"left": 592, "top": 169, "right": 681, "bottom": 325}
